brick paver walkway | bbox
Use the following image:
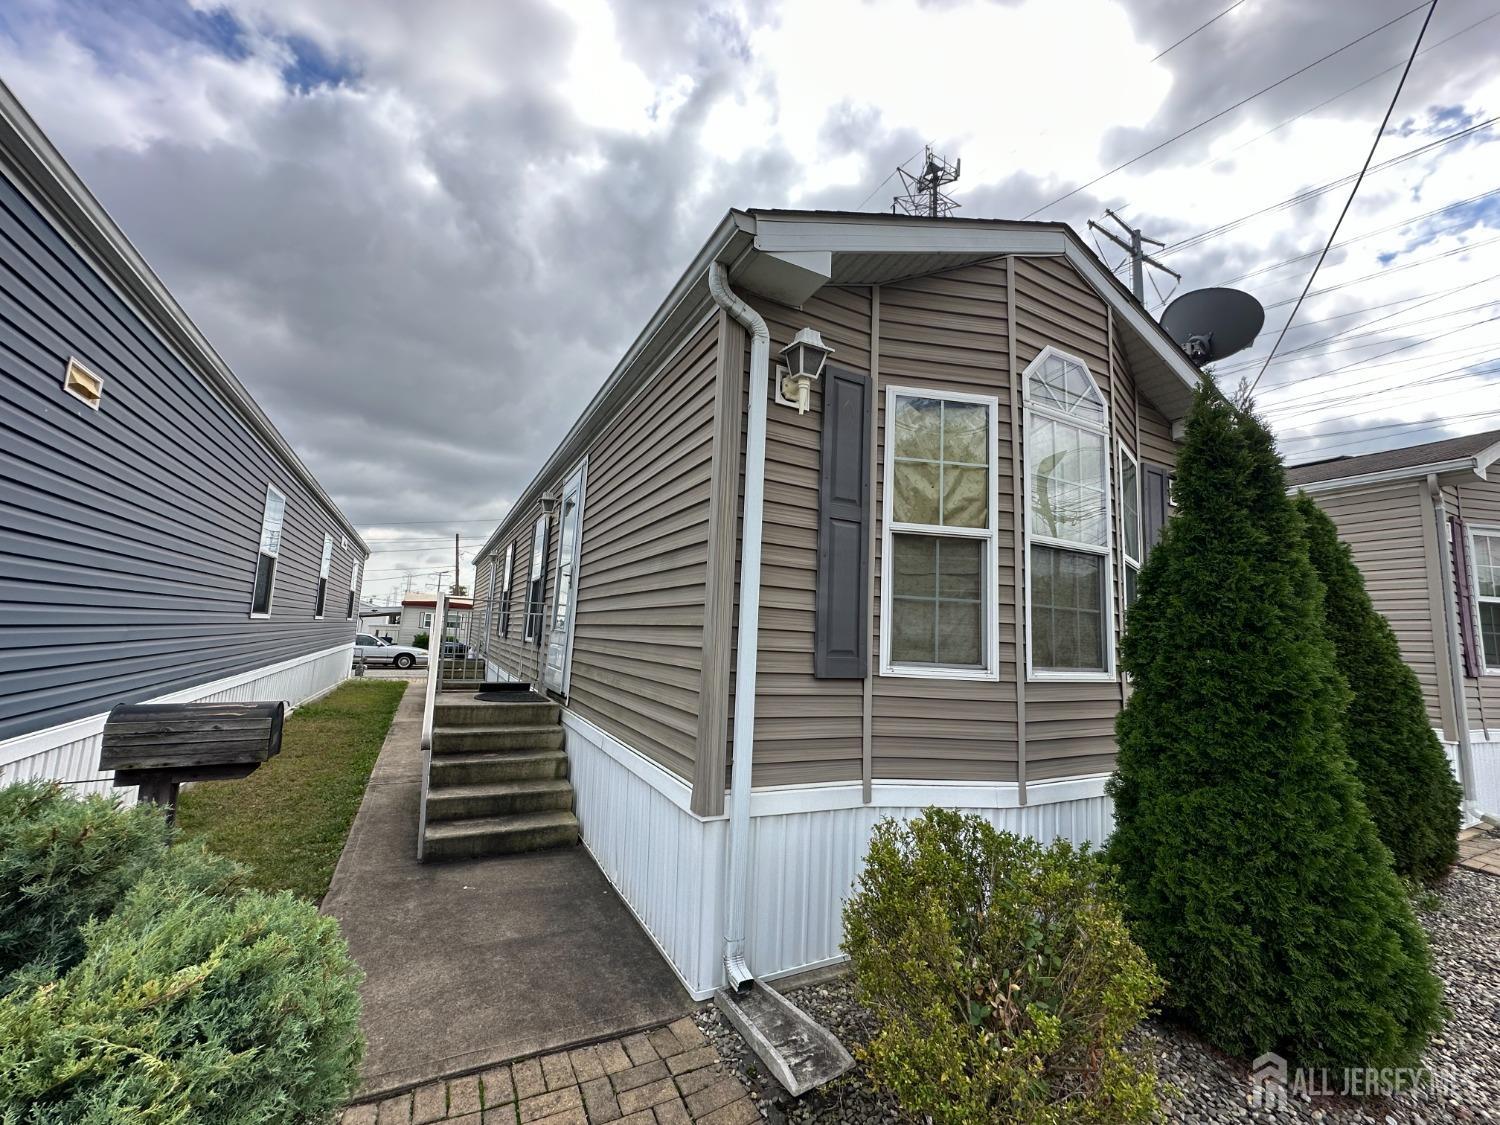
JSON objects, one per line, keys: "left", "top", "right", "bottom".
{"left": 342, "top": 1016, "right": 760, "bottom": 1125}
{"left": 1458, "top": 826, "right": 1500, "bottom": 875}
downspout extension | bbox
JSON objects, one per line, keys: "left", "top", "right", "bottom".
{"left": 1428, "top": 473, "right": 1480, "bottom": 820}
{"left": 708, "top": 260, "right": 770, "bottom": 993}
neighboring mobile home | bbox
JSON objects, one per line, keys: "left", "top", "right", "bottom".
{"left": 467, "top": 207, "right": 1202, "bottom": 999}
{"left": 395, "top": 594, "right": 473, "bottom": 646}
{"left": 0, "top": 80, "right": 366, "bottom": 797}
{"left": 1288, "top": 430, "right": 1500, "bottom": 820}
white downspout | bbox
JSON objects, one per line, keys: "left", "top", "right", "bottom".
{"left": 1428, "top": 473, "right": 1480, "bottom": 820}
{"left": 708, "top": 260, "right": 769, "bottom": 992}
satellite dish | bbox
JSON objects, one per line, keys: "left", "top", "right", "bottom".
{"left": 1161, "top": 287, "right": 1265, "bottom": 365}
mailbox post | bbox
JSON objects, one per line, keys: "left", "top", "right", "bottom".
{"left": 101, "top": 701, "right": 285, "bottom": 826}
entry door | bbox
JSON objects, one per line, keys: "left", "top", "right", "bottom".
{"left": 543, "top": 465, "right": 586, "bottom": 695}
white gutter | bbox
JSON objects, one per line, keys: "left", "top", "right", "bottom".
{"left": 707, "top": 259, "right": 769, "bottom": 992}
{"left": 1289, "top": 458, "right": 1481, "bottom": 496}
{"left": 1428, "top": 473, "right": 1480, "bottom": 820}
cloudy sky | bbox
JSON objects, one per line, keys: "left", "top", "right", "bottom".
{"left": 2, "top": 0, "right": 1496, "bottom": 599}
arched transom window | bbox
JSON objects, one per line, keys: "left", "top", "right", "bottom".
{"left": 1024, "top": 347, "right": 1115, "bottom": 679}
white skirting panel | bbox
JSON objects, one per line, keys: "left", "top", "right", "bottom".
{"left": 0, "top": 643, "right": 354, "bottom": 803}
{"left": 561, "top": 707, "right": 1113, "bottom": 1000}
{"left": 1470, "top": 734, "right": 1500, "bottom": 818}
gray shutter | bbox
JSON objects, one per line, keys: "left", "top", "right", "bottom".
{"left": 1141, "top": 463, "right": 1172, "bottom": 564}
{"left": 814, "top": 365, "right": 872, "bottom": 679}
{"left": 1451, "top": 515, "right": 1482, "bottom": 678}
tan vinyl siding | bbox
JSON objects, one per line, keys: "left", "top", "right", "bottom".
{"left": 563, "top": 318, "right": 719, "bottom": 781}
{"left": 731, "top": 288, "right": 873, "bottom": 787}
{"left": 482, "top": 503, "right": 548, "bottom": 684}
{"left": 872, "top": 264, "right": 1017, "bottom": 783}
{"left": 1012, "top": 256, "right": 1120, "bottom": 779}
{"left": 1312, "top": 482, "right": 1442, "bottom": 725}
{"left": 1454, "top": 479, "right": 1500, "bottom": 731}
{"left": 722, "top": 257, "right": 1187, "bottom": 788}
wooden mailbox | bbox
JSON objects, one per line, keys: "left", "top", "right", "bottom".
{"left": 101, "top": 701, "right": 285, "bottom": 822}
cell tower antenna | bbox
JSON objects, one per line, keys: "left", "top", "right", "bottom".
{"left": 893, "top": 145, "right": 961, "bottom": 217}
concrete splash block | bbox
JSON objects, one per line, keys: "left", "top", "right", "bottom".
{"left": 714, "top": 981, "right": 854, "bottom": 1097}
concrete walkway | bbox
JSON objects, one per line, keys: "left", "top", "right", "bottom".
{"left": 323, "top": 682, "right": 692, "bottom": 1099}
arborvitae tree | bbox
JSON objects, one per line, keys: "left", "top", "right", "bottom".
{"left": 1294, "top": 494, "right": 1462, "bottom": 881}
{"left": 1106, "top": 386, "right": 1443, "bottom": 1069}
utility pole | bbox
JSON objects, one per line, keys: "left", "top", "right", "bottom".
{"left": 1087, "top": 209, "right": 1180, "bottom": 303}
{"left": 454, "top": 533, "right": 460, "bottom": 595}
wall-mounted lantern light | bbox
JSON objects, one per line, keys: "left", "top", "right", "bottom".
{"left": 540, "top": 490, "right": 559, "bottom": 516}
{"left": 776, "top": 327, "right": 833, "bottom": 415}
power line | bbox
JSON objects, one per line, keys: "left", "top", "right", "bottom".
{"left": 1258, "top": 232, "right": 1500, "bottom": 311}
{"left": 852, "top": 146, "right": 925, "bottom": 212}
{"left": 1023, "top": 2, "right": 1427, "bottom": 219}
{"left": 1151, "top": 0, "right": 1248, "bottom": 61}
{"left": 1199, "top": 186, "right": 1500, "bottom": 292}
{"left": 1246, "top": 1, "right": 1440, "bottom": 396}
{"left": 1168, "top": 8, "right": 1500, "bottom": 188}
{"left": 1280, "top": 408, "right": 1500, "bottom": 450}
{"left": 1155, "top": 115, "right": 1497, "bottom": 260}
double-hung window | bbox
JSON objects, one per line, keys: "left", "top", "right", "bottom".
{"left": 1470, "top": 528, "right": 1500, "bottom": 672}
{"left": 1024, "top": 347, "right": 1114, "bottom": 679}
{"left": 524, "top": 515, "right": 549, "bottom": 644}
{"left": 347, "top": 558, "right": 360, "bottom": 619}
{"left": 880, "top": 387, "right": 999, "bottom": 679}
{"left": 498, "top": 542, "right": 515, "bottom": 638}
{"left": 421, "top": 611, "right": 433, "bottom": 630}
{"left": 1119, "top": 445, "right": 1141, "bottom": 611}
{"left": 314, "top": 534, "right": 333, "bottom": 618}
{"left": 250, "top": 485, "right": 286, "bottom": 617}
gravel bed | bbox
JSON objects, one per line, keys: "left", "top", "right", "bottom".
{"left": 696, "top": 869, "right": 1500, "bottom": 1123}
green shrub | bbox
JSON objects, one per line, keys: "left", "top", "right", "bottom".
{"left": 0, "top": 782, "right": 243, "bottom": 991}
{"left": 0, "top": 867, "right": 363, "bottom": 1123}
{"left": 1295, "top": 494, "right": 1462, "bottom": 881}
{"left": 1106, "top": 387, "right": 1444, "bottom": 1069}
{"left": 412, "top": 632, "right": 429, "bottom": 650}
{"left": 842, "top": 809, "right": 1163, "bottom": 1125}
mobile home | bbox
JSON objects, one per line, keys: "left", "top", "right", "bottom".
{"left": 1289, "top": 430, "right": 1500, "bottom": 819}
{"left": 464, "top": 208, "right": 1202, "bottom": 998}
{"left": 0, "top": 80, "right": 366, "bottom": 797}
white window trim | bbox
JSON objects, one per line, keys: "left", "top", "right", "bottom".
{"left": 524, "top": 514, "right": 550, "bottom": 645}
{"left": 347, "top": 557, "right": 360, "bottom": 620}
{"left": 1022, "top": 346, "right": 1117, "bottom": 683}
{"left": 499, "top": 542, "right": 515, "bottom": 638}
{"left": 1466, "top": 522, "right": 1500, "bottom": 675}
{"left": 546, "top": 457, "right": 589, "bottom": 696}
{"left": 1118, "top": 442, "right": 1142, "bottom": 622}
{"left": 314, "top": 533, "right": 333, "bottom": 620}
{"left": 420, "top": 611, "right": 434, "bottom": 630}
{"left": 878, "top": 384, "right": 1001, "bottom": 681}
{"left": 249, "top": 483, "right": 286, "bottom": 620}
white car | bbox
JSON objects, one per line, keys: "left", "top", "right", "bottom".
{"left": 354, "top": 633, "right": 428, "bottom": 670}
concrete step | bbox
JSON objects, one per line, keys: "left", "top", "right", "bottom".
{"left": 429, "top": 749, "right": 569, "bottom": 786}
{"left": 423, "top": 810, "right": 579, "bottom": 859}
{"left": 426, "top": 778, "right": 574, "bottom": 821}
{"left": 433, "top": 700, "right": 561, "bottom": 728}
{"left": 431, "top": 724, "right": 565, "bottom": 755}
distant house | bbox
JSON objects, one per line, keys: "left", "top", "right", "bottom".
{"left": 466, "top": 207, "right": 1200, "bottom": 998}
{"left": 1288, "top": 429, "right": 1500, "bottom": 820}
{"left": 395, "top": 594, "right": 472, "bottom": 645}
{"left": 359, "top": 602, "right": 402, "bottom": 640}
{"left": 0, "top": 80, "right": 365, "bottom": 798}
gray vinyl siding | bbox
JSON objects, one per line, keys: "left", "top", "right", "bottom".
{"left": 0, "top": 169, "right": 360, "bottom": 743}
{"left": 481, "top": 501, "right": 549, "bottom": 685}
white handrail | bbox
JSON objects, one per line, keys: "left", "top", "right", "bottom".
{"left": 415, "top": 589, "right": 448, "bottom": 861}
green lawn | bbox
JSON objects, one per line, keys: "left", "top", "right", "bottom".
{"left": 177, "top": 679, "right": 406, "bottom": 902}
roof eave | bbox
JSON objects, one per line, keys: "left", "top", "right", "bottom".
{"left": 0, "top": 78, "right": 369, "bottom": 555}
{"left": 1288, "top": 457, "right": 1484, "bottom": 495}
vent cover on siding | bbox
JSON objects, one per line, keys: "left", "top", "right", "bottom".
{"left": 63, "top": 357, "right": 104, "bottom": 409}
{"left": 814, "top": 365, "right": 872, "bottom": 679}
